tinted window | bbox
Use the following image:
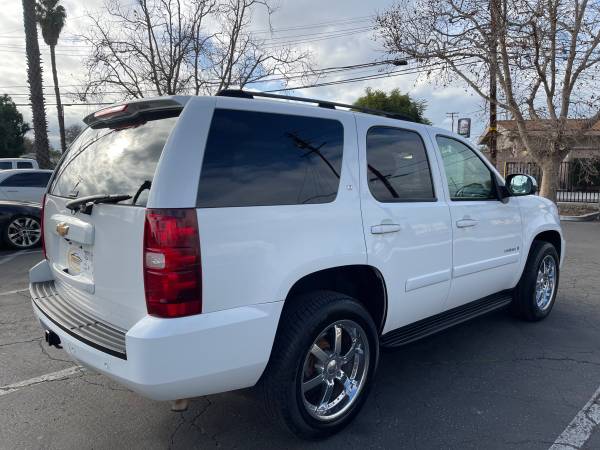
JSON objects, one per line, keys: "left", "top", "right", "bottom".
{"left": 366, "top": 127, "right": 435, "bottom": 202}
{"left": 436, "top": 136, "right": 496, "bottom": 200}
{"left": 49, "top": 116, "right": 178, "bottom": 206}
{"left": 0, "top": 162, "right": 12, "bottom": 170}
{"left": 0, "top": 172, "right": 51, "bottom": 187}
{"left": 17, "top": 161, "right": 33, "bottom": 168}
{"left": 197, "top": 109, "right": 344, "bottom": 207}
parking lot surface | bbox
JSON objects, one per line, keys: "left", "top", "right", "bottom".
{"left": 1, "top": 221, "right": 599, "bottom": 449}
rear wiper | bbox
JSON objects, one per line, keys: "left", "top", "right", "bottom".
{"left": 132, "top": 180, "right": 151, "bottom": 205}
{"left": 66, "top": 194, "right": 132, "bottom": 215}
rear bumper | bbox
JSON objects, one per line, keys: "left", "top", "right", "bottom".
{"left": 30, "top": 261, "right": 283, "bottom": 401}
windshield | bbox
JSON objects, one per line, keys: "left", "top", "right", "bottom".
{"left": 49, "top": 115, "right": 178, "bottom": 206}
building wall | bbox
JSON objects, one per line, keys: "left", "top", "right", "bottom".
{"left": 481, "top": 132, "right": 600, "bottom": 176}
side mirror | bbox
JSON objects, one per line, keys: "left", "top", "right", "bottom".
{"left": 506, "top": 174, "right": 537, "bottom": 196}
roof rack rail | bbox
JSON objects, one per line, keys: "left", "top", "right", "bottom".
{"left": 216, "top": 89, "right": 415, "bottom": 123}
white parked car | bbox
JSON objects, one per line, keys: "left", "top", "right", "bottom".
{"left": 0, "top": 157, "right": 39, "bottom": 170}
{"left": 0, "top": 169, "right": 52, "bottom": 204}
{"left": 29, "top": 91, "right": 564, "bottom": 439}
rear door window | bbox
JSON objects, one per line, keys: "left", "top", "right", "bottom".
{"left": 0, "top": 162, "right": 12, "bottom": 170}
{"left": 197, "top": 109, "right": 344, "bottom": 207}
{"left": 49, "top": 116, "right": 178, "bottom": 206}
{"left": 366, "top": 127, "right": 435, "bottom": 202}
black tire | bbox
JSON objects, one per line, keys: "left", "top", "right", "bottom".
{"left": 2, "top": 215, "right": 42, "bottom": 250}
{"left": 510, "top": 241, "right": 560, "bottom": 321}
{"left": 258, "top": 290, "right": 379, "bottom": 439}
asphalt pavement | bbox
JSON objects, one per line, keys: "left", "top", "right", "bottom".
{"left": 1, "top": 221, "right": 599, "bottom": 449}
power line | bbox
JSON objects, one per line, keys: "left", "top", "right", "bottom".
{"left": 13, "top": 102, "right": 113, "bottom": 107}
{"left": 0, "top": 59, "right": 409, "bottom": 94}
{"left": 248, "top": 16, "right": 373, "bottom": 34}
{"left": 0, "top": 26, "right": 375, "bottom": 56}
{"left": 0, "top": 24, "right": 375, "bottom": 48}
{"left": 265, "top": 58, "right": 476, "bottom": 92}
{"left": 12, "top": 60, "right": 466, "bottom": 108}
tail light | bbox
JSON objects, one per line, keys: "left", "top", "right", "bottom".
{"left": 143, "top": 209, "right": 202, "bottom": 318}
{"left": 41, "top": 194, "right": 47, "bottom": 259}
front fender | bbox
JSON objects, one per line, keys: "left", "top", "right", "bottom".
{"left": 515, "top": 196, "right": 564, "bottom": 283}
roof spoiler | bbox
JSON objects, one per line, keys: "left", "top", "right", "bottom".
{"left": 83, "top": 98, "right": 184, "bottom": 128}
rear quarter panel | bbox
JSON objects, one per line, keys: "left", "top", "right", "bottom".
{"left": 193, "top": 98, "right": 367, "bottom": 313}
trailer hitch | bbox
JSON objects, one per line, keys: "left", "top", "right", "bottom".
{"left": 44, "top": 330, "right": 62, "bottom": 349}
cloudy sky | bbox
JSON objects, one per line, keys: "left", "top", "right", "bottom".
{"left": 2, "top": 0, "right": 488, "bottom": 149}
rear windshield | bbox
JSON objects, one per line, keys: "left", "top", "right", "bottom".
{"left": 49, "top": 115, "right": 178, "bottom": 206}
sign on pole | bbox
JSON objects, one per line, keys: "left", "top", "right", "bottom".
{"left": 457, "top": 118, "right": 471, "bottom": 138}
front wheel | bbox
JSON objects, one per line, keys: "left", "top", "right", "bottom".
{"left": 511, "top": 241, "right": 560, "bottom": 321}
{"left": 259, "top": 291, "right": 379, "bottom": 439}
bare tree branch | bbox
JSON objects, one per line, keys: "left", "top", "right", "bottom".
{"left": 78, "top": 0, "right": 311, "bottom": 99}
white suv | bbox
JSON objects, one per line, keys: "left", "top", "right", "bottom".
{"left": 29, "top": 91, "right": 564, "bottom": 439}
{"left": 0, "top": 157, "right": 39, "bottom": 170}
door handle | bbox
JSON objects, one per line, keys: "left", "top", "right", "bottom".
{"left": 456, "top": 218, "right": 479, "bottom": 228}
{"left": 371, "top": 223, "right": 401, "bottom": 234}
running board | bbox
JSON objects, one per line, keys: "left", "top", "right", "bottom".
{"left": 381, "top": 290, "right": 513, "bottom": 348}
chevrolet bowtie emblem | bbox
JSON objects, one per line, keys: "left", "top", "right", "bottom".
{"left": 56, "top": 222, "right": 69, "bottom": 237}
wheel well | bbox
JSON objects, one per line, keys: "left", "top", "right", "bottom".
{"left": 285, "top": 265, "right": 387, "bottom": 333}
{"left": 533, "top": 230, "right": 562, "bottom": 258}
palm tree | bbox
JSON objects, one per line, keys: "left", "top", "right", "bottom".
{"left": 22, "top": 0, "right": 50, "bottom": 168}
{"left": 36, "top": 0, "right": 67, "bottom": 153}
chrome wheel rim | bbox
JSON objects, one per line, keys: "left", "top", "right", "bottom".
{"left": 300, "top": 319, "right": 370, "bottom": 422}
{"left": 535, "top": 255, "right": 556, "bottom": 310}
{"left": 7, "top": 217, "right": 41, "bottom": 248}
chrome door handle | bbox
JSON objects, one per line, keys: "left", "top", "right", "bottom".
{"left": 456, "top": 219, "right": 479, "bottom": 228}
{"left": 371, "top": 224, "right": 401, "bottom": 234}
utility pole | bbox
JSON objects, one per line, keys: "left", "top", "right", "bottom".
{"left": 489, "top": 0, "right": 499, "bottom": 168}
{"left": 446, "top": 112, "right": 459, "bottom": 132}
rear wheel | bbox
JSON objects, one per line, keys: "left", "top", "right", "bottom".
{"left": 259, "top": 291, "right": 379, "bottom": 439}
{"left": 511, "top": 241, "right": 559, "bottom": 321}
{"left": 3, "top": 215, "right": 41, "bottom": 249}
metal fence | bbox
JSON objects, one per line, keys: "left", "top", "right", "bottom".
{"left": 504, "top": 161, "right": 600, "bottom": 203}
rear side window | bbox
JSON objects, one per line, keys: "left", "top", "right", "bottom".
{"left": 366, "top": 127, "right": 435, "bottom": 202}
{"left": 1, "top": 172, "right": 51, "bottom": 187}
{"left": 17, "top": 161, "right": 33, "bottom": 168}
{"left": 197, "top": 109, "right": 344, "bottom": 207}
{"left": 49, "top": 116, "right": 178, "bottom": 206}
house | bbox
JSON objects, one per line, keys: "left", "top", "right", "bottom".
{"left": 479, "top": 117, "right": 600, "bottom": 174}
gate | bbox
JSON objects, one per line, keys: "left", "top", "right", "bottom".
{"left": 504, "top": 161, "right": 600, "bottom": 203}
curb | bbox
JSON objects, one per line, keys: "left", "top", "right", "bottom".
{"left": 560, "top": 211, "right": 600, "bottom": 222}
